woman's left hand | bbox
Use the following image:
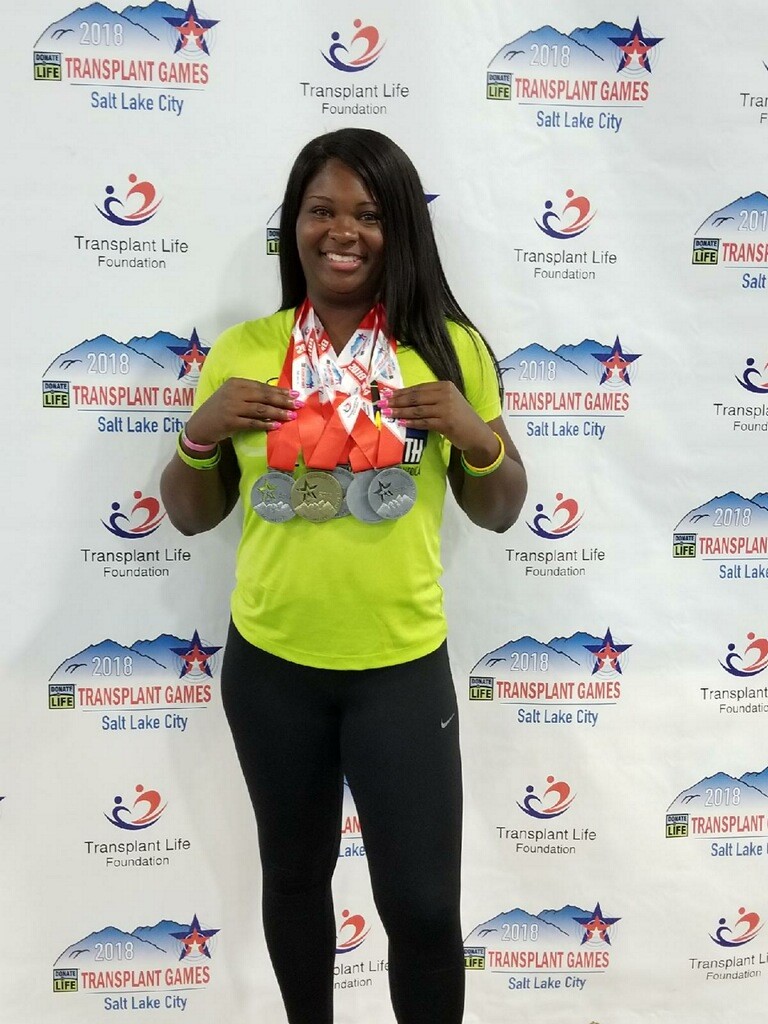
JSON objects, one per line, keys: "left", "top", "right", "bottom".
{"left": 379, "top": 382, "right": 495, "bottom": 453}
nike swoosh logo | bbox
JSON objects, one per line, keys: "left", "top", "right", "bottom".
{"left": 441, "top": 713, "right": 456, "bottom": 729}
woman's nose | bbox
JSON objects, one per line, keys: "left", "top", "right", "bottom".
{"left": 328, "top": 216, "right": 358, "bottom": 240}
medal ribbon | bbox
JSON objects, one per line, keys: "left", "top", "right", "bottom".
{"left": 268, "top": 301, "right": 405, "bottom": 473}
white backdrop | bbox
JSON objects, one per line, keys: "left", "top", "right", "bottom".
{"left": 4, "top": 2, "right": 768, "bottom": 1022}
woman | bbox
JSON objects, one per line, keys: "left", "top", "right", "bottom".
{"left": 161, "top": 128, "right": 527, "bottom": 1024}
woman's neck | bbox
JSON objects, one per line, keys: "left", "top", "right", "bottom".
{"left": 309, "top": 297, "right": 374, "bottom": 353}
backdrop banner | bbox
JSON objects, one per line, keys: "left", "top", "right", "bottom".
{"left": 4, "top": 3, "right": 768, "bottom": 1023}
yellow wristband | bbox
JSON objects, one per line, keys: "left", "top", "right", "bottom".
{"left": 460, "top": 432, "right": 505, "bottom": 477}
{"left": 176, "top": 431, "right": 221, "bottom": 470}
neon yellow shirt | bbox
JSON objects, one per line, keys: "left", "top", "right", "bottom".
{"left": 193, "top": 308, "right": 501, "bottom": 669}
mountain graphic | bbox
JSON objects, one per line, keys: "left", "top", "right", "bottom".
{"left": 695, "top": 193, "right": 768, "bottom": 236}
{"left": 49, "top": 639, "right": 166, "bottom": 680}
{"left": 471, "top": 634, "right": 597, "bottom": 675}
{"left": 127, "top": 332, "right": 198, "bottom": 373}
{"left": 489, "top": 25, "right": 605, "bottom": 73}
{"left": 55, "top": 924, "right": 172, "bottom": 966}
{"left": 740, "top": 767, "right": 768, "bottom": 797}
{"left": 36, "top": 3, "right": 164, "bottom": 49}
{"left": 674, "top": 492, "right": 768, "bottom": 531}
{"left": 568, "top": 22, "right": 627, "bottom": 64}
{"left": 48, "top": 635, "right": 205, "bottom": 681}
{"left": 499, "top": 344, "right": 589, "bottom": 385}
{"left": 668, "top": 771, "right": 768, "bottom": 812}
{"left": 43, "top": 335, "right": 167, "bottom": 379}
{"left": 121, "top": 2, "right": 186, "bottom": 37}
{"left": 464, "top": 905, "right": 593, "bottom": 947}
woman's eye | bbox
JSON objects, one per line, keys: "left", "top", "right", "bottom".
{"left": 311, "top": 207, "right": 331, "bottom": 217}
{"left": 360, "top": 212, "right": 380, "bottom": 223}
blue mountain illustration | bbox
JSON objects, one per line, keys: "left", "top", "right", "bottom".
{"left": 569, "top": 22, "right": 627, "bottom": 64}
{"left": 499, "top": 344, "right": 589, "bottom": 385}
{"left": 668, "top": 771, "right": 768, "bottom": 811}
{"left": 740, "top": 768, "right": 768, "bottom": 797}
{"left": 36, "top": 4, "right": 162, "bottom": 48}
{"left": 464, "top": 905, "right": 591, "bottom": 947}
{"left": 675, "top": 492, "right": 768, "bottom": 530}
{"left": 131, "top": 634, "right": 191, "bottom": 671}
{"left": 696, "top": 193, "right": 768, "bottom": 236}
{"left": 472, "top": 635, "right": 583, "bottom": 675}
{"left": 489, "top": 26, "right": 604, "bottom": 72}
{"left": 50, "top": 639, "right": 167, "bottom": 680}
{"left": 55, "top": 924, "right": 168, "bottom": 965}
{"left": 121, "top": 2, "right": 185, "bottom": 37}
{"left": 539, "top": 905, "right": 599, "bottom": 937}
{"left": 132, "top": 919, "right": 191, "bottom": 955}
{"left": 127, "top": 332, "right": 195, "bottom": 372}
{"left": 548, "top": 632, "right": 606, "bottom": 665}
{"left": 751, "top": 493, "right": 768, "bottom": 511}
{"left": 554, "top": 340, "right": 610, "bottom": 373}
{"left": 43, "top": 335, "right": 165, "bottom": 378}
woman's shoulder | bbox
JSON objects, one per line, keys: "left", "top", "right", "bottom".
{"left": 215, "top": 308, "right": 295, "bottom": 349}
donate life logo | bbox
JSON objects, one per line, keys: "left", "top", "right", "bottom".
{"left": 102, "top": 492, "right": 165, "bottom": 538}
{"left": 97, "top": 174, "right": 162, "bottom": 226}
{"left": 518, "top": 776, "right": 575, "bottom": 818}
{"left": 536, "top": 191, "right": 595, "bottom": 239}
{"left": 711, "top": 909, "right": 763, "bottom": 947}
{"left": 486, "top": 17, "right": 662, "bottom": 133}
{"left": 322, "top": 20, "right": 384, "bottom": 72}
{"left": 106, "top": 784, "right": 166, "bottom": 830}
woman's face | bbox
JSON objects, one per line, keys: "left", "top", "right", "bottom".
{"left": 296, "top": 158, "right": 384, "bottom": 310}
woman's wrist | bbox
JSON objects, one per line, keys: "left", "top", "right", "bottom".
{"left": 461, "top": 428, "right": 504, "bottom": 471}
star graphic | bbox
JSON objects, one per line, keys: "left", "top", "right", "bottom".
{"left": 170, "top": 630, "right": 222, "bottom": 679}
{"left": 583, "top": 628, "right": 632, "bottom": 675}
{"left": 164, "top": 2, "right": 219, "bottom": 55}
{"left": 170, "top": 913, "right": 220, "bottom": 960}
{"left": 299, "top": 481, "right": 319, "bottom": 502}
{"left": 573, "top": 903, "right": 621, "bottom": 945}
{"left": 258, "top": 480, "right": 277, "bottom": 501}
{"left": 609, "top": 18, "right": 663, "bottom": 73}
{"left": 167, "top": 328, "right": 210, "bottom": 380}
{"left": 593, "top": 336, "right": 640, "bottom": 385}
{"left": 375, "top": 480, "right": 393, "bottom": 499}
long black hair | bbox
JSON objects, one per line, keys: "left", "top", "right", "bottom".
{"left": 278, "top": 128, "right": 501, "bottom": 398}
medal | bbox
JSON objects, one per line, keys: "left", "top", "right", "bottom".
{"left": 290, "top": 471, "right": 343, "bottom": 522}
{"left": 367, "top": 467, "right": 417, "bottom": 521}
{"left": 346, "top": 469, "right": 385, "bottom": 523}
{"left": 331, "top": 467, "right": 354, "bottom": 518}
{"left": 251, "top": 472, "right": 296, "bottom": 523}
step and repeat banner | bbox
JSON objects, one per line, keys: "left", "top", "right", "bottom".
{"left": 3, "top": 2, "right": 768, "bottom": 1022}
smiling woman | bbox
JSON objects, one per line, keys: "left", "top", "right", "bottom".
{"left": 160, "top": 128, "right": 527, "bottom": 1024}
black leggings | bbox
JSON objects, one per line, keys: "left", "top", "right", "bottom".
{"left": 221, "top": 622, "right": 465, "bottom": 1024}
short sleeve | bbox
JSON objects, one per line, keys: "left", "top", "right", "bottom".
{"left": 192, "top": 325, "right": 240, "bottom": 412}
{"left": 447, "top": 321, "right": 502, "bottom": 422}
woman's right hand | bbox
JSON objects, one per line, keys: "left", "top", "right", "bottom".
{"left": 184, "top": 377, "right": 301, "bottom": 446}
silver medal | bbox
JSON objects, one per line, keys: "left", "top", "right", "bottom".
{"left": 367, "top": 467, "right": 417, "bottom": 520}
{"left": 331, "top": 467, "right": 354, "bottom": 518}
{"left": 250, "top": 471, "right": 296, "bottom": 523}
{"left": 346, "top": 470, "right": 385, "bottom": 523}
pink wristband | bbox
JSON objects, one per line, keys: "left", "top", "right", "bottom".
{"left": 181, "top": 428, "right": 218, "bottom": 454}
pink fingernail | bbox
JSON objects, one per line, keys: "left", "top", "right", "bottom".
{"left": 397, "top": 418, "right": 408, "bottom": 425}
{"left": 289, "top": 389, "right": 300, "bottom": 397}
{"left": 287, "top": 411, "right": 298, "bottom": 420}
{"left": 270, "top": 422, "right": 282, "bottom": 430}
{"left": 293, "top": 400, "right": 305, "bottom": 409}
